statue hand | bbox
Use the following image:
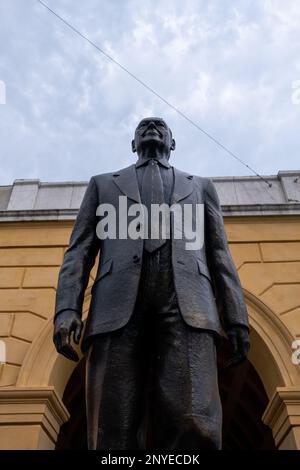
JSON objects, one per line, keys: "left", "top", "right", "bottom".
{"left": 53, "top": 310, "right": 83, "bottom": 362}
{"left": 226, "top": 325, "right": 250, "bottom": 368}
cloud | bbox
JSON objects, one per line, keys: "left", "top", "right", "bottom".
{"left": 0, "top": 0, "right": 299, "bottom": 184}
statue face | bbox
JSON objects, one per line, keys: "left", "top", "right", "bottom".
{"left": 132, "top": 117, "right": 175, "bottom": 154}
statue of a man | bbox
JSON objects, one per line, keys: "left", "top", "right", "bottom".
{"left": 53, "top": 117, "right": 250, "bottom": 450}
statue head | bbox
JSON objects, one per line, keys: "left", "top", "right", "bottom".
{"left": 131, "top": 117, "right": 176, "bottom": 158}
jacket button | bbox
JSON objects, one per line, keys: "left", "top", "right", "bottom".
{"left": 133, "top": 255, "right": 140, "bottom": 263}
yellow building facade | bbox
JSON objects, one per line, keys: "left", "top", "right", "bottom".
{"left": 0, "top": 172, "right": 300, "bottom": 449}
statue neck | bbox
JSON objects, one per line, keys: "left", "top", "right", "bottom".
{"left": 137, "top": 145, "right": 170, "bottom": 161}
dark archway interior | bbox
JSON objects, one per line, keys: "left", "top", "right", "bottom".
{"left": 56, "top": 338, "right": 275, "bottom": 450}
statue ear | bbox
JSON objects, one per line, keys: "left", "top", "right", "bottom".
{"left": 131, "top": 139, "right": 136, "bottom": 153}
{"left": 171, "top": 138, "right": 176, "bottom": 151}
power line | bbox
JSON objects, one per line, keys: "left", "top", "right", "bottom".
{"left": 36, "top": 0, "right": 272, "bottom": 187}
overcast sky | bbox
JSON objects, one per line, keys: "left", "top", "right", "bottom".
{"left": 0, "top": 0, "right": 300, "bottom": 185}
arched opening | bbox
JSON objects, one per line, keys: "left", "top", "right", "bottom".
{"left": 56, "top": 358, "right": 87, "bottom": 449}
{"left": 17, "top": 291, "right": 300, "bottom": 449}
{"left": 55, "top": 337, "right": 275, "bottom": 450}
{"left": 218, "top": 337, "right": 275, "bottom": 449}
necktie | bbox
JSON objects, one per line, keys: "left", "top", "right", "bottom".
{"left": 141, "top": 159, "right": 166, "bottom": 252}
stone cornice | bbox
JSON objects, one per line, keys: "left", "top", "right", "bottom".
{"left": 0, "top": 386, "right": 70, "bottom": 446}
{"left": 0, "top": 203, "right": 300, "bottom": 222}
{"left": 0, "top": 171, "right": 300, "bottom": 221}
{"left": 263, "top": 387, "right": 300, "bottom": 448}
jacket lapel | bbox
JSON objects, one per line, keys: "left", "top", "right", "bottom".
{"left": 113, "top": 164, "right": 141, "bottom": 203}
{"left": 172, "top": 168, "right": 194, "bottom": 203}
{"left": 113, "top": 165, "right": 194, "bottom": 204}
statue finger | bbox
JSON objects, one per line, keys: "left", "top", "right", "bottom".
{"left": 60, "top": 344, "right": 79, "bottom": 362}
{"left": 74, "top": 321, "right": 83, "bottom": 345}
{"left": 241, "top": 338, "right": 250, "bottom": 355}
{"left": 229, "top": 333, "right": 238, "bottom": 354}
{"left": 60, "top": 328, "right": 71, "bottom": 347}
{"left": 53, "top": 331, "right": 62, "bottom": 353}
{"left": 226, "top": 353, "right": 247, "bottom": 368}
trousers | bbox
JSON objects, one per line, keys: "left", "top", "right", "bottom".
{"left": 86, "top": 244, "right": 222, "bottom": 450}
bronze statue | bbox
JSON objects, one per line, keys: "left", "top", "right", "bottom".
{"left": 53, "top": 117, "right": 250, "bottom": 449}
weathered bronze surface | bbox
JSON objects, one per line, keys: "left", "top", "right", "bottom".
{"left": 54, "top": 118, "right": 250, "bottom": 449}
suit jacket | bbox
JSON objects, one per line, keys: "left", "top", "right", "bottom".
{"left": 55, "top": 164, "right": 249, "bottom": 351}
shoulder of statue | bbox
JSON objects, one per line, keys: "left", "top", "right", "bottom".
{"left": 92, "top": 164, "right": 135, "bottom": 183}
{"left": 173, "top": 167, "right": 209, "bottom": 185}
{"left": 172, "top": 166, "right": 191, "bottom": 178}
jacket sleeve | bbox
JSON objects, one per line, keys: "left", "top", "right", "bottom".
{"left": 204, "top": 178, "right": 249, "bottom": 330}
{"left": 54, "top": 177, "right": 100, "bottom": 320}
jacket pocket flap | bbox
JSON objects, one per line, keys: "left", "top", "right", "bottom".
{"left": 197, "top": 259, "right": 212, "bottom": 283}
{"left": 94, "top": 259, "right": 113, "bottom": 284}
